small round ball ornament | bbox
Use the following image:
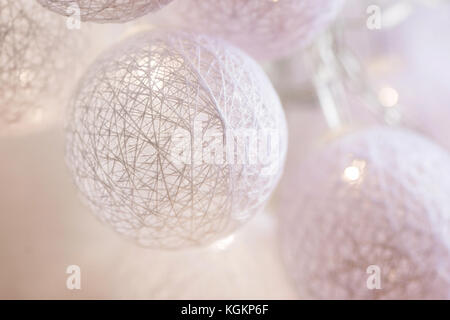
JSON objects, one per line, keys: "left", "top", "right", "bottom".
{"left": 0, "top": 0, "right": 87, "bottom": 132}
{"left": 159, "top": 0, "right": 344, "bottom": 60}
{"left": 36, "top": 0, "right": 173, "bottom": 23}
{"left": 66, "top": 31, "right": 287, "bottom": 249}
{"left": 280, "top": 126, "right": 450, "bottom": 299}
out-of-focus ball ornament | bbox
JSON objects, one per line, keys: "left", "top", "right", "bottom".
{"left": 36, "top": 0, "right": 173, "bottom": 23}
{"left": 157, "top": 0, "right": 344, "bottom": 60}
{"left": 66, "top": 31, "right": 287, "bottom": 249}
{"left": 280, "top": 126, "right": 450, "bottom": 299}
{"left": 0, "top": 0, "right": 87, "bottom": 133}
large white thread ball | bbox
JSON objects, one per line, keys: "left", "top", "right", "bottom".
{"left": 158, "top": 0, "right": 344, "bottom": 60}
{"left": 280, "top": 126, "right": 450, "bottom": 299}
{"left": 36, "top": 0, "right": 173, "bottom": 23}
{"left": 66, "top": 31, "right": 287, "bottom": 249}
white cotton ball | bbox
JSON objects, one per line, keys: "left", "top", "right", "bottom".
{"left": 36, "top": 0, "right": 173, "bottom": 23}
{"left": 0, "top": 0, "right": 88, "bottom": 133}
{"left": 280, "top": 126, "right": 450, "bottom": 299}
{"left": 157, "top": 0, "right": 344, "bottom": 60}
{"left": 66, "top": 31, "right": 287, "bottom": 249}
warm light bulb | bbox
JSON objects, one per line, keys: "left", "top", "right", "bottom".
{"left": 343, "top": 166, "right": 360, "bottom": 182}
{"left": 378, "top": 87, "right": 399, "bottom": 108}
{"left": 342, "top": 159, "right": 366, "bottom": 183}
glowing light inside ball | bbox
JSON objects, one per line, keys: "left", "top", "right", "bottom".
{"left": 342, "top": 160, "right": 366, "bottom": 183}
{"left": 378, "top": 86, "right": 399, "bottom": 108}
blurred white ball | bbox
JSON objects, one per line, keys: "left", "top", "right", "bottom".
{"left": 157, "top": 0, "right": 344, "bottom": 60}
{"left": 36, "top": 0, "right": 173, "bottom": 23}
{"left": 280, "top": 126, "right": 450, "bottom": 299}
{"left": 66, "top": 31, "right": 287, "bottom": 249}
{"left": 0, "top": 0, "right": 89, "bottom": 133}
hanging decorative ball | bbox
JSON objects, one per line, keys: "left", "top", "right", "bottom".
{"left": 66, "top": 31, "right": 287, "bottom": 249}
{"left": 36, "top": 0, "right": 173, "bottom": 23}
{"left": 280, "top": 126, "right": 450, "bottom": 299}
{"left": 157, "top": 0, "right": 345, "bottom": 60}
{"left": 0, "top": 0, "right": 87, "bottom": 132}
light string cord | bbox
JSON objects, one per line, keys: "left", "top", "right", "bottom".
{"left": 304, "top": 28, "right": 352, "bottom": 131}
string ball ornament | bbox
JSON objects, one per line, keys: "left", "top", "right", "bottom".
{"left": 161, "top": 0, "right": 345, "bottom": 60}
{"left": 66, "top": 31, "right": 287, "bottom": 249}
{"left": 36, "top": 0, "right": 173, "bottom": 23}
{"left": 280, "top": 126, "right": 450, "bottom": 299}
{"left": 0, "top": 0, "right": 84, "bottom": 130}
